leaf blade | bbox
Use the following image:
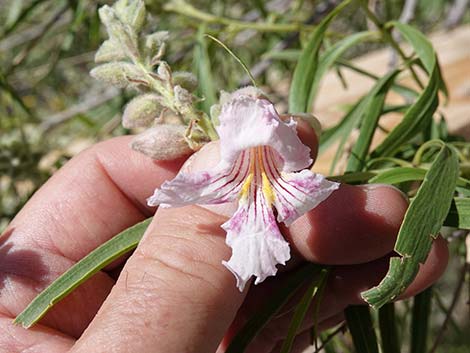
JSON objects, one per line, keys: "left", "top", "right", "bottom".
{"left": 14, "top": 218, "right": 151, "bottom": 328}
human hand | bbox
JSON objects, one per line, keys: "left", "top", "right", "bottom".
{"left": 0, "top": 122, "right": 448, "bottom": 353}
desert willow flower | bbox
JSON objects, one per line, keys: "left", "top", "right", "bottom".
{"left": 148, "top": 87, "right": 339, "bottom": 291}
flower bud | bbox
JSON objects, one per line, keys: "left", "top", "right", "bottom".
{"left": 174, "top": 85, "right": 193, "bottom": 111}
{"left": 122, "top": 94, "right": 163, "bottom": 128}
{"left": 114, "top": 0, "right": 146, "bottom": 32}
{"left": 130, "top": 125, "right": 193, "bottom": 160}
{"left": 172, "top": 72, "right": 198, "bottom": 92}
{"left": 99, "top": 6, "right": 139, "bottom": 60}
{"left": 95, "top": 39, "right": 127, "bottom": 63}
{"left": 90, "top": 62, "right": 146, "bottom": 88}
{"left": 145, "top": 31, "right": 169, "bottom": 58}
{"left": 157, "top": 62, "right": 172, "bottom": 81}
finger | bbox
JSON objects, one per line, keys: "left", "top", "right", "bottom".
{"left": 71, "top": 205, "right": 246, "bottom": 353}
{"left": 1, "top": 136, "right": 187, "bottom": 336}
{"left": 0, "top": 316, "right": 74, "bottom": 352}
{"left": 284, "top": 183, "right": 409, "bottom": 264}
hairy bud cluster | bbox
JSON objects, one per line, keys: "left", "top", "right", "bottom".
{"left": 91, "top": 0, "right": 214, "bottom": 161}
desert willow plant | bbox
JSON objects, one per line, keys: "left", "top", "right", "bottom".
{"left": 13, "top": 1, "right": 470, "bottom": 353}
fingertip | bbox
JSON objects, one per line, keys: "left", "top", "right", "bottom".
{"left": 400, "top": 235, "right": 449, "bottom": 298}
{"left": 286, "top": 184, "right": 408, "bottom": 265}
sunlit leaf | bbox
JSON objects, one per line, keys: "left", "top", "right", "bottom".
{"left": 289, "top": 0, "right": 352, "bottom": 113}
{"left": 362, "top": 144, "right": 459, "bottom": 308}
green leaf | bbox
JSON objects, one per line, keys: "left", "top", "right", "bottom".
{"left": 309, "top": 31, "right": 375, "bottom": 106}
{"left": 390, "top": 21, "right": 448, "bottom": 97}
{"left": 444, "top": 197, "right": 470, "bottom": 229}
{"left": 372, "top": 23, "right": 446, "bottom": 157}
{"left": 362, "top": 144, "right": 459, "bottom": 308}
{"left": 346, "top": 70, "right": 399, "bottom": 172}
{"left": 289, "top": 0, "right": 352, "bottom": 113}
{"left": 410, "top": 287, "right": 433, "bottom": 353}
{"left": 279, "top": 269, "right": 328, "bottom": 353}
{"left": 369, "top": 167, "right": 427, "bottom": 184}
{"left": 194, "top": 25, "right": 217, "bottom": 114}
{"left": 344, "top": 305, "right": 379, "bottom": 353}
{"left": 14, "top": 218, "right": 151, "bottom": 328}
{"left": 371, "top": 66, "right": 439, "bottom": 157}
{"left": 378, "top": 303, "right": 400, "bottom": 353}
{"left": 225, "top": 263, "right": 323, "bottom": 353}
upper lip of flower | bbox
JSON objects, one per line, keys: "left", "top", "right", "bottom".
{"left": 147, "top": 88, "right": 339, "bottom": 291}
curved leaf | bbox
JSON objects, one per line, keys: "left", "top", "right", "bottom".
{"left": 362, "top": 144, "right": 459, "bottom": 308}
{"left": 14, "top": 218, "right": 151, "bottom": 328}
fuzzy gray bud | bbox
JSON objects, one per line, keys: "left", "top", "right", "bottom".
{"left": 122, "top": 94, "right": 163, "bottom": 128}
{"left": 90, "top": 62, "right": 146, "bottom": 88}
{"left": 130, "top": 125, "right": 193, "bottom": 160}
{"left": 172, "top": 72, "right": 198, "bottom": 92}
{"left": 174, "top": 85, "right": 193, "bottom": 109}
{"left": 95, "top": 39, "right": 127, "bottom": 63}
{"left": 114, "top": 0, "right": 146, "bottom": 32}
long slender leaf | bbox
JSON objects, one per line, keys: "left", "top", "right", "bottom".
{"left": 371, "top": 65, "right": 439, "bottom": 157}
{"left": 372, "top": 23, "right": 444, "bottom": 157}
{"left": 378, "top": 303, "right": 400, "bottom": 353}
{"left": 14, "top": 218, "right": 151, "bottom": 328}
{"left": 410, "top": 287, "right": 433, "bottom": 353}
{"left": 444, "top": 197, "right": 470, "bottom": 229}
{"left": 279, "top": 270, "right": 327, "bottom": 353}
{"left": 346, "top": 70, "right": 399, "bottom": 171}
{"left": 362, "top": 144, "right": 459, "bottom": 308}
{"left": 289, "top": 0, "right": 351, "bottom": 113}
{"left": 309, "top": 31, "right": 375, "bottom": 106}
{"left": 225, "top": 264, "right": 323, "bottom": 353}
{"left": 344, "top": 305, "right": 379, "bottom": 353}
{"left": 369, "top": 167, "right": 427, "bottom": 184}
{"left": 195, "top": 25, "right": 217, "bottom": 114}
{"left": 390, "top": 21, "right": 448, "bottom": 97}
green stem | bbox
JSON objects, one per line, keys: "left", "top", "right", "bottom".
{"left": 358, "top": 0, "right": 424, "bottom": 89}
{"left": 163, "top": 0, "right": 315, "bottom": 33}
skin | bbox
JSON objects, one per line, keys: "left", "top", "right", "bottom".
{"left": 0, "top": 121, "right": 448, "bottom": 353}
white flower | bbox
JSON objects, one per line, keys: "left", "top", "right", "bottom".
{"left": 148, "top": 87, "right": 339, "bottom": 291}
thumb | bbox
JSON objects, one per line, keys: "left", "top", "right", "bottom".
{"left": 70, "top": 205, "right": 245, "bottom": 353}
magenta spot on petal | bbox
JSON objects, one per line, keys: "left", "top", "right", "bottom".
{"left": 290, "top": 178, "right": 319, "bottom": 191}
{"left": 226, "top": 209, "right": 247, "bottom": 232}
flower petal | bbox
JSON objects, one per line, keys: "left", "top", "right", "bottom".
{"left": 216, "top": 91, "right": 312, "bottom": 172}
{"left": 222, "top": 181, "right": 290, "bottom": 291}
{"left": 262, "top": 147, "right": 340, "bottom": 226}
{"left": 147, "top": 150, "right": 250, "bottom": 207}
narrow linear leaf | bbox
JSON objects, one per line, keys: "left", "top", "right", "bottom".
{"left": 14, "top": 218, "right": 151, "bottom": 328}
{"left": 372, "top": 22, "right": 446, "bottom": 157}
{"left": 390, "top": 21, "right": 448, "bottom": 97}
{"left": 309, "top": 31, "right": 375, "bottom": 106}
{"left": 362, "top": 144, "right": 459, "bottom": 308}
{"left": 344, "top": 305, "right": 379, "bottom": 353}
{"left": 194, "top": 25, "right": 217, "bottom": 114}
{"left": 346, "top": 70, "right": 399, "bottom": 172}
{"left": 225, "top": 264, "right": 323, "bottom": 353}
{"left": 289, "top": 0, "right": 351, "bottom": 113}
{"left": 371, "top": 65, "right": 439, "bottom": 157}
{"left": 279, "top": 270, "right": 327, "bottom": 353}
{"left": 410, "top": 287, "right": 433, "bottom": 353}
{"left": 378, "top": 303, "right": 400, "bottom": 353}
{"left": 369, "top": 167, "right": 427, "bottom": 184}
{"left": 444, "top": 197, "right": 470, "bottom": 229}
